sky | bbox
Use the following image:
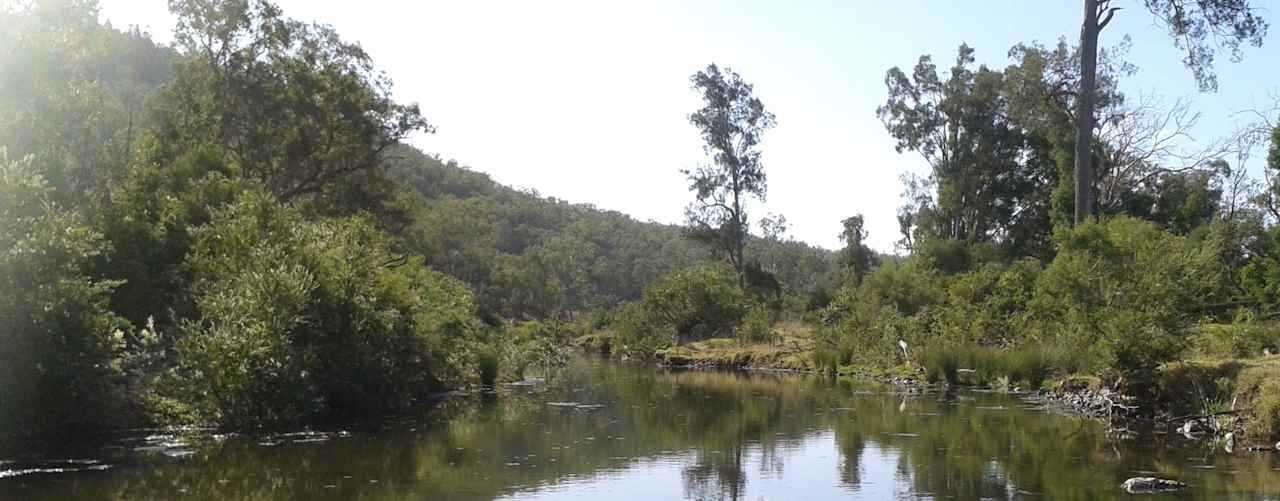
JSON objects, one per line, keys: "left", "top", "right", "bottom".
{"left": 96, "top": 0, "right": 1280, "bottom": 251}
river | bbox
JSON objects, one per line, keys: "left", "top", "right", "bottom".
{"left": 2, "top": 357, "right": 1278, "bottom": 500}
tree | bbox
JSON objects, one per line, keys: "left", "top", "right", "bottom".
{"left": 879, "top": 45, "right": 1050, "bottom": 253}
{"left": 1264, "top": 121, "right": 1280, "bottom": 219}
{"left": 838, "top": 214, "right": 875, "bottom": 284}
{"left": 1072, "top": 0, "right": 1267, "bottom": 225}
{"left": 0, "top": 0, "right": 172, "bottom": 207}
{"left": 0, "top": 152, "right": 132, "bottom": 436}
{"left": 156, "top": 0, "right": 431, "bottom": 211}
{"left": 683, "top": 63, "right": 776, "bottom": 287}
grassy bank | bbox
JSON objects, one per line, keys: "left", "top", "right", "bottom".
{"left": 578, "top": 322, "right": 1280, "bottom": 442}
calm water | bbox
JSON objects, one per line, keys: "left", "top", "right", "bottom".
{"left": 3, "top": 358, "right": 1278, "bottom": 500}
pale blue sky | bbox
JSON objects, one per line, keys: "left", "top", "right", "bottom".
{"left": 98, "top": 1, "right": 1279, "bottom": 251}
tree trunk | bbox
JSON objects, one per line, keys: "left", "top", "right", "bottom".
{"left": 1074, "top": 0, "right": 1100, "bottom": 226}
{"left": 732, "top": 188, "right": 745, "bottom": 289}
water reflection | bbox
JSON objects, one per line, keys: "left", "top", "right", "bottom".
{"left": 2, "top": 357, "right": 1277, "bottom": 500}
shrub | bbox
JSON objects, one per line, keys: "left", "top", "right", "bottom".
{"left": 1030, "top": 217, "right": 1219, "bottom": 381}
{"left": 1003, "top": 348, "right": 1048, "bottom": 390}
{"left": 1234, "top": 363, "right": 1280, "bottom": 440}
{"left": 811, "top": 347, "right": 841, "bottom": 375}
{"left": 737, "top": 304, "right": 777, "bottom": 345}
{"left": 614, "top": 266, "right": 748, "bottom": 355}
{"left": 502, "top": 320, "right": 571, "bottom": 379}
{"left": 173, "top": 190, "right": 480, "bottom": 426}
{"left": 857, "top": 259, "right": 944, "bottom": 316}
{"left": 476, "top": 347, "right": 500, "bottom": 387}
{"left": 1191, "top": 312, "right": 1280, "bottom": 359}
{"left": 922, "top": 348, "right": 960, "bottom": 384}
{"left": 0, "top": 154, "right": 133, "bottom": 436}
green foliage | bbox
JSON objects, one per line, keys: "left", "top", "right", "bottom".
{"left": 921, "top": 345, "right": 1051, "bottom": 389}
{"left": 921, "top": 349, "right": 960, "bottom": 384}
{"left": 736, "top": 304, "right": 778, "bottom": 346}
{"left": 476, "top": 347, "right": 500, "bottom": 388}
{"left": 683, "top": 63, "right": 776, "bottom": 284}
{"left": 615, "top": 267, "right": 750, "bottom": 355}
{"left": 0, "top": 153, "right": 132, "bottom": 436}
{"left": 879, "top": 44, "right": 1057, "bottom": 253}
{"left": 173, "top": 190, "right": 479, "bottom": 426}
{"left": 1237, "top": 223, "right": 1280, "bottom": 314}
{"left": 0, "top": 0, "right": 173, "bottom": 205}
{"left": 98, "top": 142, "right": 250, "bottom": 325}
{"left": 157, "top": 0, "right": 430, "bottom": 214}
{"left": 810, "top": 347, "right": 841, "bottom": 375}
{"left": 855, "top": 259, "right": 945, "bottom": 316}
{"left": 823, "top": 216, "right": 1230, "bottom": 386}
{"left": 1234, "top": 363, "right": 1280, "bottom": 440}
{"left": 639, "top": 267, "right": 748, "bottom": 345}
{"left": 837, "top": 214, "right": 876, "bottom": 284}
{"left": 1191, "top": 315, "right": 1280, "bottom": 359}
{"left": 386, "top": 148, "right": 833, "bottom": 320}
{"left": 1030, "top": 217, "right": 1221, "bottom": 380}
{"left": 501, "top": 320, "right": 572, "bottom": 379}
{"left": 935, "top": 259, "right": 1039, "bottom": 346}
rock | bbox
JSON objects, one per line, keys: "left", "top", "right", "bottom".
{"left": 1178, "top": 420, "right": 1197, "bottom": 436}
{"left": 1121, "top": 477, "right": 1187, "bottom": 494}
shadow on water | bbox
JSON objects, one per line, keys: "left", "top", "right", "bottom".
{"left": 2, "top": 356, "right": 1278, "bottom": 500}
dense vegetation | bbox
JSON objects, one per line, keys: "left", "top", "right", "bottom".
{"left": 595, "top": 10, "right": 1280, "bottom": 439}
{"left": 3, "top": 0, "right": 1280, "bottom": 443}
{"left": 0, "top": 0, "right": 832, "bottom": 437}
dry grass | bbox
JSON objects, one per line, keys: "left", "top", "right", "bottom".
{"left": 1158, "top": 355, "right": 1280, "bottom": 440}
{"left": 655, "top": 322, "right": 816, "bottom": 370}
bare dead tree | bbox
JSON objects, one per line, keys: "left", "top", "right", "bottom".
{"left": 1094, "top": 94, "right": 1232, "bottom": 212}
{"left": 1231, "top": 95, "right": 1280, "bottom": 220}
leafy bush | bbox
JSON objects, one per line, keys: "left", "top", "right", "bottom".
{"left": 173, "top": 190, "right": 480, "bottom": 426}
{"left": 737, "top": 304, "right": 778, "bottom": 345}
{"left": 96, "top": 143, "right": 249, "bottom": 326}
{"left": 502, "top": 320, "right": 571, "bottom": 379}
{"left": 0, "top": 154, "right": 132, "bottom": 436}
{"left": 1029, "top": 217, "right": 1220, "bottom": 381}
{"left": 1191, "top": 314, "right": 1280, "bottom": 359}
{"left": 614, "top": 267, "right": 748, "bottom": 355}
{"left": 476, "top": 347, "right": 500, "bottom": 387}
{"left": 935, "top": 259, "right": 1039, "bottom": 346}
{"left": 614, "top": 302, "right": 672, "bottom": 357}
{"left": 858, "top": 259, "right": 945, "bottom": 316}
{"left": 1236, "top": 225, "right": 1280, "bottom": 314}
{"left": 821, "top": 260, "right": 942, "bottom": 366}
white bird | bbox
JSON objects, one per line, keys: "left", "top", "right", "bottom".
{"left": 898, "top": 339, "right": 908, "bottom": 359}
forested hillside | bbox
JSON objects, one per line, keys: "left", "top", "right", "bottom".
{"left": 383, "top": 145, "right": 835, "bottom": 320}
{"left": 0, "top": 0, "right": 833, "bottom": 438}
{"left": 5, "top": 0, "right": 1280, "bottom": 445}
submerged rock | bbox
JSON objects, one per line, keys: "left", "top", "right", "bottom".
{"left": 1121, "top": 477, "right": 1187, "bottom": 494}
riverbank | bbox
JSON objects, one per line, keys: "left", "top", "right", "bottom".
{"left": 10, "top": 356, "right": 1279, "bottom": 499}
{"left": 577, "top": 327, "right": 1280, "bottom": 445}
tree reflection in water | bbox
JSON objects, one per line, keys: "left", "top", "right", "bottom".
{"left": 2, "top": 358, "right": 1278, "bottom": 500}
